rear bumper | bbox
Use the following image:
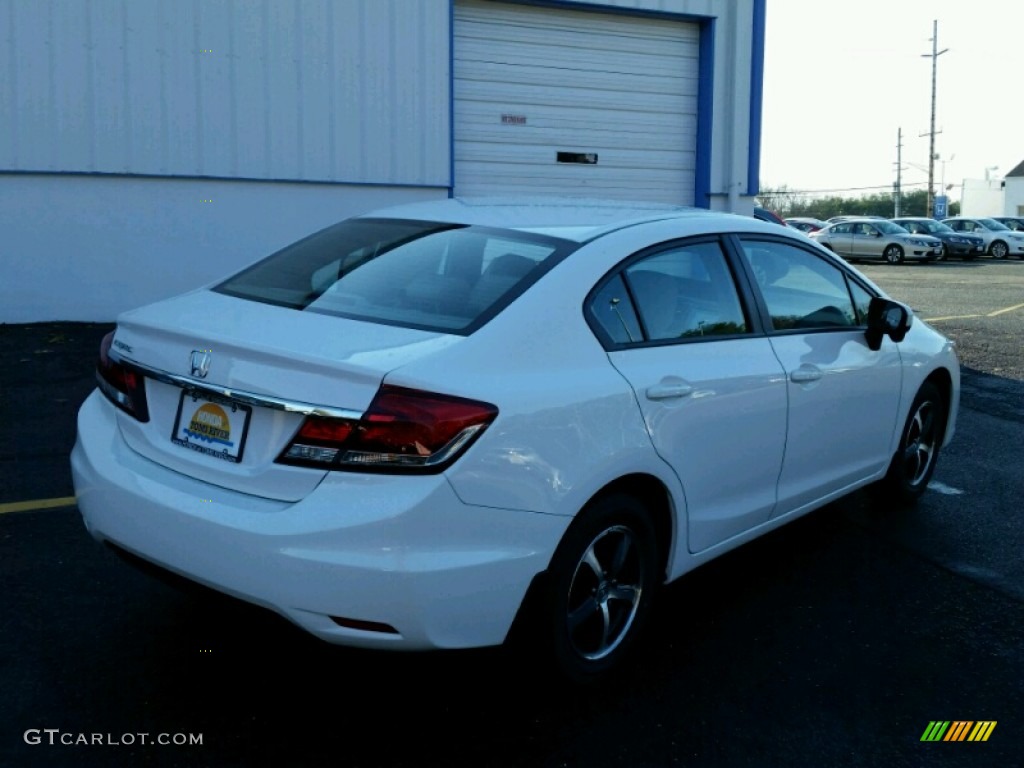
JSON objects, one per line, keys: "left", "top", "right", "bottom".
{"left": 71, "top": 391, "right": 568, "bottom": 650}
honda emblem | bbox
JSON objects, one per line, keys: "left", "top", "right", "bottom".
{"left": 190, "top": 350, "right": 212, "bottom": 379}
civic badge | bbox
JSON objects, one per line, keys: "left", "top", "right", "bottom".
{"left": 190, "top": 349, "right": 212, "bottom": 379}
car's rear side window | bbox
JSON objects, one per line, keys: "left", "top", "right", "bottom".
{"left": 215, "top": 219, "right": 576, "bottom": 334}
{"left": 586, "top": 239, "right": 750, "bottom": 347}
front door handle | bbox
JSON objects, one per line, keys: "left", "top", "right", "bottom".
{"left": 790, "top": 365, "right": 823, "bottom": 383}
{"left": 646, "top": 382, "right": 694, "bottom": 400}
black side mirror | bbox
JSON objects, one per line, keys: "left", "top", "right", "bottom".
{"left": 865, "top": 297, "right": 913, "bottom": 350}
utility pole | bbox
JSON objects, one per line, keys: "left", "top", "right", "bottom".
{"left": 893, "top": 127, "right": 904, "bottom": 217}
{"left": 920, "top": 20, "right": 948, "bottom": 218}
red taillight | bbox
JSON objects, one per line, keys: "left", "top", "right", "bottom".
{"left": 279, "top": 385, "right": 498, "bottom": 472}
{"left": 96, "top": 331, "right": 150, "bottom": 422}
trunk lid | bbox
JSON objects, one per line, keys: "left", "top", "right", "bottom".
{"left": 110, "top": 290, "right": 461, "bottom": 501}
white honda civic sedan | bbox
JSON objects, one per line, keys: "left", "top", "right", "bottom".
{"left": 71, "top": 198, "right": 959, "bottom": 680}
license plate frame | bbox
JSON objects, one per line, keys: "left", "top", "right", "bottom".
{"left": 171, "top": 390, "right": 253, "bottom": 464}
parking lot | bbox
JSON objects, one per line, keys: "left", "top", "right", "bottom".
{"left": 2, "top": 259, "right": 1023, "bottom": 767}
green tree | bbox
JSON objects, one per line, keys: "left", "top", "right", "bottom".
{"left": 758, "top": 186, "right": 959, "bottom": 220}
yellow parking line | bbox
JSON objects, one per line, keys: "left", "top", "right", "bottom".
{"left": 923, "top": 314, "right": 982, "bottom": 322}
{"left": 988, "top": 301, "right": 1024, "bottom": 317}
{"left": 0, "top": 496, "right": 77, "bottom": 515}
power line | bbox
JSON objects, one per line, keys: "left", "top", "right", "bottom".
{"left": 766, "top": 181, "right": 930, "bottom": 196}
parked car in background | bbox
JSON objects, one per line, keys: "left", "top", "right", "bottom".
{"left": 70, "top": 198, "right": 960, "bottom": 681}
{"left": 891, "top": 217, "right": 985, "bottom": 260}
{"left": 992, "top": 216, "right": 1024, "bottom": 232}
{"left": 785, "top": 217, "right": 827, "bottom": 234}
{"left": 754, "top": 206, "right": 787, "bottom": 226}
{"left": 825, "top": 215, "right": 886, "bottom": 225}
{"left": 941, "top": 217, "right": 1024, "bottom": 259}
{"left": 811, "top": 218, "right": 943, "bottom": 264}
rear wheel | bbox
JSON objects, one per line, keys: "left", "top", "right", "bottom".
{"left": 542, "top": 493, "right": 659, "bottom": 682}
{"left": 884, "top": 244, "right": 905, "bottom": 264}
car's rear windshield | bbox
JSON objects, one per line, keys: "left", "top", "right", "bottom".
{"left": 215, "top": 218, "right": 578, "bottom": 334}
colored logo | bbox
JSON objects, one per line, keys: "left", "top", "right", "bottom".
{"left": 184, "top": 403, "right": 233, "bottom": 447}
{"left": 921, "top": 721, "right": 997, "bottom": 742}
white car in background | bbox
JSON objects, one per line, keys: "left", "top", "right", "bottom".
{"left": 941, "top": 216, "right": 1024, "bottom": 259}
{"left": 71, "top": 199, "right": 960, "bottom": 680}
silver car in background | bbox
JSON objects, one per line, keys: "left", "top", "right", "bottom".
{"left": 811, "top": 218, "right": 943, "bottom": 264}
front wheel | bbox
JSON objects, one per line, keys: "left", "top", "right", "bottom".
{"left": 880, "top": 382, "right": 946, "bottom": 504}
{"left": 542, "top": 493, "right": 659, "bottom": 682}
{"left": 990, "top": 240, "right": 1009, "bottom": 259}
{"left": 884, "top": 244, "right": 905, "bottom": 264}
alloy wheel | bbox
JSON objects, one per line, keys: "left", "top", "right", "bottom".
{"left": 564, "top": 525, "right": 644, "bottom": 661}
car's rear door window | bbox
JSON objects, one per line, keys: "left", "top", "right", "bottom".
{"left": 215, "top": 219, "right": 576, "bottom": 334}
{"left": 586, "top": 239, "right": 750, "bottom": 347}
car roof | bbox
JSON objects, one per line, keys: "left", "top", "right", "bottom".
{"left": 356, "top": 197, "right": 754, "bottom": 243}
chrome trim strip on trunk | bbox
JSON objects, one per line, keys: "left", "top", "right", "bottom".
{"left": 111, "top": 353, "right": 364, "bottom": 420}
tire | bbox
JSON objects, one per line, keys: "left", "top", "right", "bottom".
{"left": 990, "top": 240, "right": 1009, "bottom": 259}
{"left": 880, "top": 382, "right": 946, "bottom": 505}
{"left": 884, "top": 244, "right": 905, "bottom": 264}
{"left": 541, "top": 493, "right": 659, "bottom": 682}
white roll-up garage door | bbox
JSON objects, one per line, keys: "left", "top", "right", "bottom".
{"left": 453, "top": 0, "right": 699, "bottom": 204}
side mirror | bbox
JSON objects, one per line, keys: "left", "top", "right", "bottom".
{"left": 865, "top": 297, "right": 913, "bottom": 350}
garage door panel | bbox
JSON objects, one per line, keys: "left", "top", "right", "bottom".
{"left": 456, "top": 88, "right": 693, "bottom": 120}
{"left": 456, "top": 38, "right": 699, "bottom": 80}
{"left": 454, "top": 128, "right": 693, "bottom": 156}
{"left": 455, "top": 167, "right": 694, "bottom": 199}
{"left": 454, "top": 0, "right": 698, "bottom": 205}
{"left": 457, "top": 9, "right": 699, "bottom": 47}
{"left": 457, "top": 104, "right": 694, "bottom": 136}
{"left": 456, "top": 142, "right": 693, "bottom": 171}
{"left": 456, "top": 64, "right": 697, "bottom": 101}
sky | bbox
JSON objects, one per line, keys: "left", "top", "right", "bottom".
{"left": 760, "top": 1, "right": 1023, "bottom": 201}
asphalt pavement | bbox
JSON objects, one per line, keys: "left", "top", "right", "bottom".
{"left": 2, "top": 277, "right": 1023, "bottom": 767}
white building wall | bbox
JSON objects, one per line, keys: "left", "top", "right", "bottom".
{"left": 0, "top": 175, "right": 442, "bottom": 323}
{"left": 1003, "top": 178, "right": 1024, "bottom": 217}
{"left": 0, "top": 0, "right": 450, "bottom": 185}
{"left": 960, "top": 179, "right": 1004, "bottom": 218}
{"left": 2, "top": 0, "right": 762, "bottom": 322}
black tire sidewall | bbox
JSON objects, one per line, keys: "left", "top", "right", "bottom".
{"left": 886, "top": 381, "right": 946, "bottom": 503}
{"left": 543, "top": 493, "right": 659, "bottom": 682}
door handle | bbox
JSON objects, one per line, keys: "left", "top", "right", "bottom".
{"left": 646, "top": 382, "right": 694, "bottom": 400}
{"left": 790, "top": 365, "right": 823, "bottom": 383}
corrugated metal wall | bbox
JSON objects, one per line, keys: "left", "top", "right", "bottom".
{"left": 0, "top": 0, "right": 450, "bottom": 186}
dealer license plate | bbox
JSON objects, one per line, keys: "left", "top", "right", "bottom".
{"left": 171, "top": 391, "right": 252, "bottom": 463}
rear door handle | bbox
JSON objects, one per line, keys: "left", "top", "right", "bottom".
{"left": 646, "top": 382, "right": 694, "bottom": 400}
{"left": 790, "top": 365, "right": 823, "bottom": 383}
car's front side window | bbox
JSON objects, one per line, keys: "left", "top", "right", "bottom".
{"left": 739, "top": 240, "right": 860, "bottom": 331}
